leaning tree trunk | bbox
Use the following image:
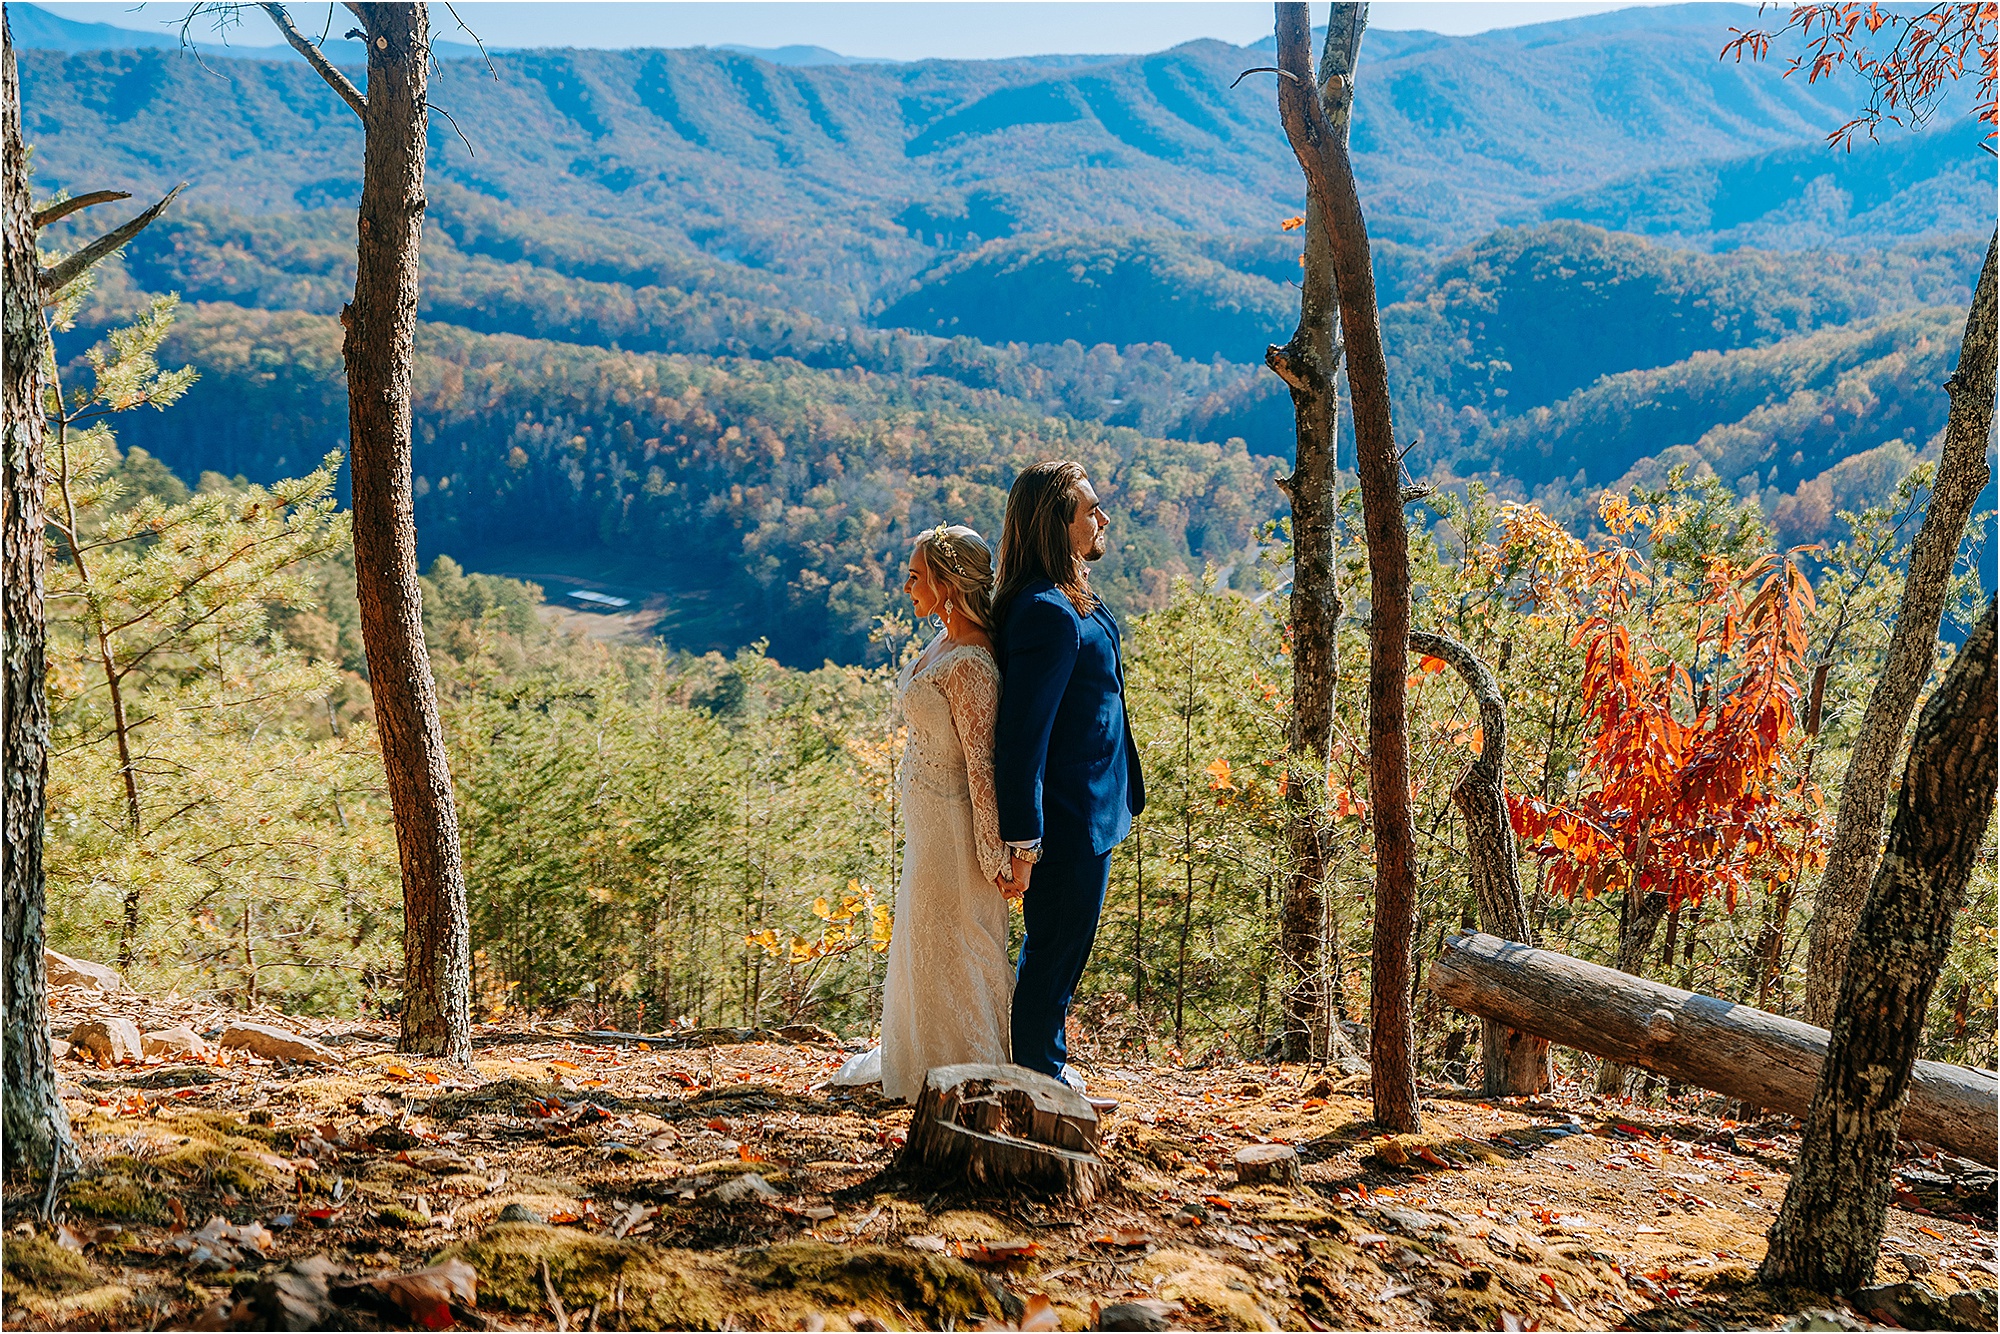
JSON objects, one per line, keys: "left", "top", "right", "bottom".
{"left": 2, "top": 9, "right": 76, "bottom": 1183}
{"left": 1762, "top": 598, "right": 1998, "bottom": 1291}
{"left": 338, "top": 4, "right": 471, "bottom": 1060}
{"left": 1427, "top": 930, "right": 1996, "bottom": 1165}
{"left": 1268, "top": 9, "right": 1365, "bottom": 1073}
{"left": 1274, "top": 0, "right": 1420, "bottom": 1132}
{"left": 1408, "top": 631, "right": 1551, "bottom": 1096}
{"left": 1803, "top": 232, "right": 1997, "bottom": 1029}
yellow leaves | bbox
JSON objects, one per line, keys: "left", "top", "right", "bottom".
{"left": 871, "top": 903, "right": 893, "bottom": 952}
{"left": 1599, "top": 492, "right": 1657, "bottom": 537}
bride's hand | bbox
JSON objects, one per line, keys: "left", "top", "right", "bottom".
{"left": 999, "top": 856, "right": 1031, "bottom": 900}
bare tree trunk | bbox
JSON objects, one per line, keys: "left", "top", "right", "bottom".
{"left": 1273, "top": 0, "right": 1419, "bottom": 1132}
{"left": 1762, "top": 598, "right": 1998, "bottom": 1290}
{"left": 2, "top": 9, "right": 76, "bottom": 1183}
{"left": 1597, "top": 864, "right": 1670, "bottom": 1095}
{"left": 307, "top": 3, "right": 471, "bottom": 1060}
{"left": 46, "top": 408, "right": 145, "bottom": 963}
{"left": 1803, "top": 232, "right": 1997, "bottom": 1028}
{"left": 1408, "top": 631, "right": 1550, "bottom": 1096}
{"left": 1269, "top": 13, "right": 1364, "bottom": 1073}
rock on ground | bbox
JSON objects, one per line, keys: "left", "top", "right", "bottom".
{"left": 46, "top": 949, "right": 125, "bottom": 992}
{"left": 218, "top": 1023, "right": 341, "bottom": 1065}
{"left": 68, "top": 1017, "right": 144, "bottom": 1064}
{"left": 143, "top": 1026, "right": 211, "bottom": 1060}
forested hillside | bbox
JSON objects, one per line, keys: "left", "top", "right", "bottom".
{"left": 80, "top": 297, "right": 1272, "bottom": 663}
{"left": 17, "top": 5, "right": 1985, "bottom": 274}
{"left": 19, "top": 4, "right": 1995, "bottom": 663}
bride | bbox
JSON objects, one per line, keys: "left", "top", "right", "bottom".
{"left": 831, "top": 524, "right": 1015, "bottom": 1101}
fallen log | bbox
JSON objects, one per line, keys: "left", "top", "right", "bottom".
{"left": 897, "top": 1063, "right": 1109, "bottom": 1205}
{"left": 1426, "top": 931, "right": 1997, "bottom": 1166}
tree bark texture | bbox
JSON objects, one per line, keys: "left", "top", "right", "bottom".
{"left": 1427, "top": 931, "right": 1996, "bottom": 1166}
{"left": 336, "top": 4, "right": 472, "bottom": 1060}
{"left": 1269, "top": 8, "right": 1364, "bottom": 1073}
{"left": 1407, "top": 631, "right": 1551, "bottom": 1096}
{"left": 2, "top": 9, "right": 76, "bottom": 1182}
{"left": 1762, "top": 598, "right": 1998, "bottom": 1291}
{"left": 1803, "top": 231, "right": 1998, "bottom": 1029}
{"left": 1273, "top": 0, "right": 1419, "bottom": 1132}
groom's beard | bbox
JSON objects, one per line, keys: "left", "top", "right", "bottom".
{"left": 1084, "top": 531, "right": 1107, "bottom": 561}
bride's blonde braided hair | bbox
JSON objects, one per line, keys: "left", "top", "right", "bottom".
{"left": 914, "top": 524, "right": 995, "bottom": 633}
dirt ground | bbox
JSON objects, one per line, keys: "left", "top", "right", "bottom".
{"left": 5, "top": 980, "right": 1996, "bottom": 1332}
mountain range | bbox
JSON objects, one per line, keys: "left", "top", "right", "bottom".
{"left": 11, "top": 1, "right": 1993, "bottom": 663}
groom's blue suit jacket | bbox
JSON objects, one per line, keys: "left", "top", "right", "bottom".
{"left": 994, "top": 578, "right": 1146, "bottom": 858}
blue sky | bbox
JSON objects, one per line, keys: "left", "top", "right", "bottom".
{"left": 40, "top": 2, "right": 1685, "bottom": 60}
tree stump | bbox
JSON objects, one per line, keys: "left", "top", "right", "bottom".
{"left": 1232, "top": 1144, "right": 1302, "bottom": 1188}
{"left": 897, "top": 1064, "right": 1109, "bottom": 1205}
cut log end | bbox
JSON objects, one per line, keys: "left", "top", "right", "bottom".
{"left": 1232, "top": 1143, "right": 1303, "bottom": 1188}
{"left": 896, "top": 1063, "right": 1110, "bottom": 1205}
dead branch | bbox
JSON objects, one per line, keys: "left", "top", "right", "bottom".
{"left": 38, "top": 184, "right": 185, "bottom": 299}
{"left": 33, "top": 190, "right": 130, "bottom": 230}
{"left": 259, "top": 2, "right": 367, "bottom": 118}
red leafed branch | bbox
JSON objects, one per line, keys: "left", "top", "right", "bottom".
{"left": 1721, "top": 3, "right": 1998, "bottom": 148}
{"left": 1508, "top": 550, "right": 1826, "bottom": 917}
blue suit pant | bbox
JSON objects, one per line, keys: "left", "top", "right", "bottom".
{"left": 1011, "top": 848, "right": 1113, "bottom": 1079}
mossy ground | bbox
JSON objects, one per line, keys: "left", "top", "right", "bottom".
{"left": 10, "top": 1021, "right": 1993, "bottom": 1331}
{"left": 3, "top": 1235, "right": 98, "bottom": 1297}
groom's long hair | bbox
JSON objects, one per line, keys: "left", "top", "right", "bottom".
{"left": 994, "top": 460, "right": 1097, "bottom": 629}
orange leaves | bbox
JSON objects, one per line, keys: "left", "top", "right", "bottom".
{"left": 954, "top": 1240, "right": 1040, "bottom": 1264}
{"left": 1205, "top": 757, "right": 1234, "bottom": 791}
{"left": 1720, "top": 3, "right": 1997, "bottom": 147}
{"left": 1514, "top": 533, "right": 1823, "bottom": 916}
{"left": 1279, "top": 214, "right": 1306, "bottom": 231}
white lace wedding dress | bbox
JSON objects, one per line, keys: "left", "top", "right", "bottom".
{"left": 830, "top": 637, "right": 1013, "bottom": 1101}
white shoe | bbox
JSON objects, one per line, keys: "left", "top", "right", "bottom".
{"left": 1057, "top": 1064, "right": 1087, "bottom": 1093}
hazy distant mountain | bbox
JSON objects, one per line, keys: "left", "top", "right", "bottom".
{"left": 1531, "top": 126, "right": 1993, "bottom": 250}
{"left": 17, "top": 2, "right": 1991, "bottom": 661}
{"left": 19, "top": 1, "right": 1977, "bottom": 291}
{"left": 7, "top": 2, "right": 182, "bottom": 50}
{"left": 8, "top": 2, "right": 494, "bottom": 63}
{"left": 714, "top": 43, "right": 887, "bottom": 67}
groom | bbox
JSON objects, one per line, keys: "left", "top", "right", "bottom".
{"left": 993, "top": 460, "right": 1144, "bottom": 1093}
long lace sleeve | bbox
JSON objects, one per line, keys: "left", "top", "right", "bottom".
{"left": 937, "top": 650, "right": 1009, "bottom": 885}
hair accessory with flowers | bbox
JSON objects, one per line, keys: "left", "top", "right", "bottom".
{"left": 926, "top": 523, "right": 964, "bottom": 576}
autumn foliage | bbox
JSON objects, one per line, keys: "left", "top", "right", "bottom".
{"left": 1503, "top": 499, "right": 1827, "bottom": 917}
{"left": 1722, "top": 3, "right": 1999, "bottom": 147}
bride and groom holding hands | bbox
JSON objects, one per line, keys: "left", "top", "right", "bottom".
{"left": 832, "top": 460, "right": 1144, "bottom": 1110}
